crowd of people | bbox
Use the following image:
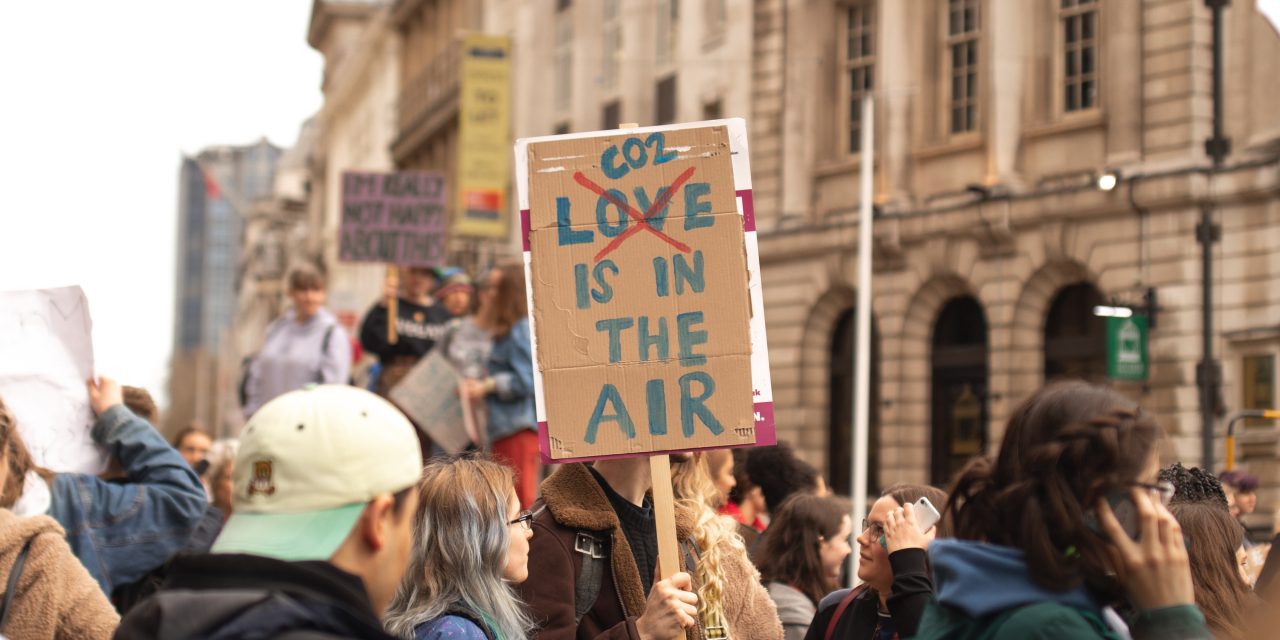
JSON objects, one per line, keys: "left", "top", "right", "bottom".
{"left": 3, "top": 263, "right": 1280, "bottom": 639}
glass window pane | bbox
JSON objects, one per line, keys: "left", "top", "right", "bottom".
{"left": 952, "top": 74, "right": 964, "bottom": 99}
{"left": 863, "top": 31, "right": 874, "bottom": 57}
{"left": 965, "top": 5, "right": 977, "bottom": 32}
{"left": 952, "top": 107, "right": 964, "bottom": 132}
{"left": 1083, "top": 12, "right": 1095, "bottom": 39}
{"left": 1066, "top": 50, "right": 1077, "bottom": 76}
{"left": 952, "top": 44, "right": 963, "bottom": 68}
{"left": 949, "top": 10, "right": 960, "bottom": 35}
{"left": 1082, "top": 80, "right": 1095, "bottom": 107}
{"left": 1065, "top": 83, "right": 1078, "bottom": 111}
{"left": 966, "top": 105, "right": 976, "bottom": 130}
{"left": 1082, "top": 46, "right": 1095, "bottom": 74}
{"left": 966, "top": 72, "right": 977, "bottom": 97}
{"left": 967, "top": 41, "right": 977, "bottom": 66}
{"left": 865, "top": 65, "right": 874, "bottom": 90}
{"left": 1066, "top": 15, "right": 1077, "bottom": 43}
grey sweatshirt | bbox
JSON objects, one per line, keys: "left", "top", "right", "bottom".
{"left": 243, "top": 308, "right": 351, "bottom": 417}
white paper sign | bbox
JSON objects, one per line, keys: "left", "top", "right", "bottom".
{"left": 0, "top": 286, "right": 106, "bottom": 473}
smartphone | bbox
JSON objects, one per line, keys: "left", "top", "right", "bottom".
{"left": 877, "top": 497, "right": 942, "bottom": 547}
{"left": 912, "top": 497, "right": 942, "bottom": 533}
{"left": 1104, "top": 491, "right": 1141, "bottom": 541}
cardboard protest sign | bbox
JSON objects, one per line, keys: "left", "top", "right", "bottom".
{"left": 339, "top": 171, "right": 448, "bottom": 267}
{"left": 0, "top": 286, "right": 106, "bottom": 474}
{"left": 516, "top": 119, "right": 775, "bottom": 462}
{"left": 389, "top": 349, "right": 478, "bottom": 454}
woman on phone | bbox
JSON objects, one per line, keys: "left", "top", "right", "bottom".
{"left": 753, "top": 493, "right": 853, "bottom": 640}
{"left": 804, "top": 484, "right": 948, "bottom": 640}
{"left": 912, "top": 381, "right": 1210, "bottom": 640}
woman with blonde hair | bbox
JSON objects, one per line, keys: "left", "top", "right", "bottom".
{"left": 670, "top": 451, "right": 783, "bottom": 639}
{"left": 385, "top": 456, "right": 536, "bottom": 640}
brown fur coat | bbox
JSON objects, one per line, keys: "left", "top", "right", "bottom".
{"left": 0, "top": 509, "right": 119, "bottom": 639}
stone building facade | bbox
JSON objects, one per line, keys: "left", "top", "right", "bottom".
{"left": 497, "top": 0, "right": 1280, "bottom": 526}
{"left": 746, "top": 0, "right": 1280, "bottom": 526}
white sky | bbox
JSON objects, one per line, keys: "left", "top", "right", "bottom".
{"left": 0, "top": 1, "right": 322, "bottom": 407}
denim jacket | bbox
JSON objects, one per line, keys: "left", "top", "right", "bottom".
{"left": 486, "top": 318, "right": 536, "bottom": 442}
{"left": 48, "top": 405, "right": 209, "bottom": 594}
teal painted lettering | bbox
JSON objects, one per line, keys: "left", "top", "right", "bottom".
{"left": 673, "top": 251, "right": 705, "bottom": 295}
{"left": 601, "top": 145, "right": 629, "bottom": 180}
{"left": 653, "top": 257, "right": 670, "bottom": 297}
{"left": 596, "top": 190, "right": 629, "bottom": 238}
{"left": 622, "top": 137, "right": 648, "bottom": 169}
{"left": 595, "top": 317, "right": 634, "bottom": 363}
{"left": 591, "top": 260, "right": 618, "bottom": 304}
{"left": 574, "top": 263, "right": 590, "bottom": 309}
{"left": 646, "top": 379, "right": 668, "bottom": 436}
{"left": 683, "top": 183, "right": 714, "bottom": 230}
{"left": 638, "top": 316, "right": 669, "bottom": 362}
{"left": 585, "top": 384, "right": 636, "bottom": 444}
{"left": 677, "top": 311, "right": 708, "bottom": 367}
{"left": 557, "top": 197, "right": 593, "bottom": 245}
{"left": 679, "top": 372, "right": 724, "bottom": 437}
{"left": 646, "top": 132, "right": 677, "bottom": 165}
{"left": 632, "top": 186, "right": 669, "bottom": 230}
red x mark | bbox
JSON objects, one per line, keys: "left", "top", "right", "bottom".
{"left": 573, "top": 167, "right": 697, "bottom": 262}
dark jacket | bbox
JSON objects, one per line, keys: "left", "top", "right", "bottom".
{"left": 359, "top": 299, "right": 453, "bottom": 362}
{"left": 49, "top": 405, "right": 208, "bottom": 594}
{"left": 912, "top": 539, "right": 1210, "bottom": 640}
{"left": 516, "top": 463, "right": 696, "bottom": 640}
{"left": 114, "top": 553, "right": 396, "bottom": 640}
{"left": 804, "top": 548, "right": 933, "bottom": 640}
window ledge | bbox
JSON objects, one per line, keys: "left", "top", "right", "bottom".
{"left": 814, "top": 156, "right": 864, "bottom": 179}
{"left": 912, "top": 134, "right": 984, "bottom": 161}
{"left": 1023, "top": 109, "right": 1105, "bottom": 139}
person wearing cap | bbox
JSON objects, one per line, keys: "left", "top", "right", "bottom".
{"left": 116, "top": 385, "right": 424, "bottom": 639}
{"left": 242, "top": 267, "right": 352, "bottom": 418}
{"left": 435, "top": 268, "right": 476, "bottom": 317}
{"left": 360, "top": 265, "right": 457, "bottom": 397}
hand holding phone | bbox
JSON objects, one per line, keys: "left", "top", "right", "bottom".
{"left": 1096, "top": 488, "right": 1195, "bottom": 610}
{"left": 881, "top": 497, "right": 941, "bottom": 554}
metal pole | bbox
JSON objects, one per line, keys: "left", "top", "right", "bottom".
{"left": 849, "top": 96, "right": 875, "bottom": 583}
{"left": 1200, "top": 0, "right": 1229, "bottom": 469}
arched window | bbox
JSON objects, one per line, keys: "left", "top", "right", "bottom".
{"left": 931, "top": 296, "right": 988, "bottom": 485}
{"left": 828, "top": 308, "right": 880, "bottom": 496}
{"left": 1044, "top": 282, "right": 1106, "bottom": 382}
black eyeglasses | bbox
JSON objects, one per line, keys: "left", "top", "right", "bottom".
{"left": 509, "top": 510, "right": 534, "bottom": 531}
{"left": 860, "top": 518, "right": 885, "bottom": 540}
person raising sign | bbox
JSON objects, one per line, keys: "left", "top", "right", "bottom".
{"left": 360, "top": 265, "right": 457, "bottom": 398}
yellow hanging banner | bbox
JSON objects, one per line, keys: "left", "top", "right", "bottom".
{"left": 454, "top": 33, "right": 511, "bottom": 238}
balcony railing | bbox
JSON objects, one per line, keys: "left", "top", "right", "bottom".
{"left": 396, "top": 39, "right": 462, "bottom": 148}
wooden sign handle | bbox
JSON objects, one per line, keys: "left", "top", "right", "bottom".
{"left": 386, "top": 265, "right": 399, "bottom": 345}
{"left": 649, "top": 455, "right": 680, "bottom": 580}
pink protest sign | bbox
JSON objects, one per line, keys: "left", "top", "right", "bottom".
{"left": 339, "top": 171, "right": 448, "bottom": 267}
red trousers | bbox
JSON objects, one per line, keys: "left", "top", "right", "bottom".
{"left": 491, "top": 429, "right": 541, "bottom": 509}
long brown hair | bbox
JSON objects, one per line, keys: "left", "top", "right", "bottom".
{"left": 1169, "top": 502, "right": 1253, "bottom": 638}
{"left": 753, "top": 493, "right": 851, "bottom": 605}
{"left": 478, "top": 261, "right": 528, "bottom": 339}
{"left": 0, "top": 396, "right": 55, "bottom": 508}
{"left": 944, "top": 381, "right": 1161, "bottom": 599}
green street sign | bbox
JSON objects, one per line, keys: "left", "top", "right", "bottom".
{"left": 1107, "top": 315, "right": 1149, "bottom": 381}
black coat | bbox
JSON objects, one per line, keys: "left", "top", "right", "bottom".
{"left": 803, "top": 548, "right": 934, "bottom": 640}
{"left": 115, "top": 553, "right": 395, "bottom": 640}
